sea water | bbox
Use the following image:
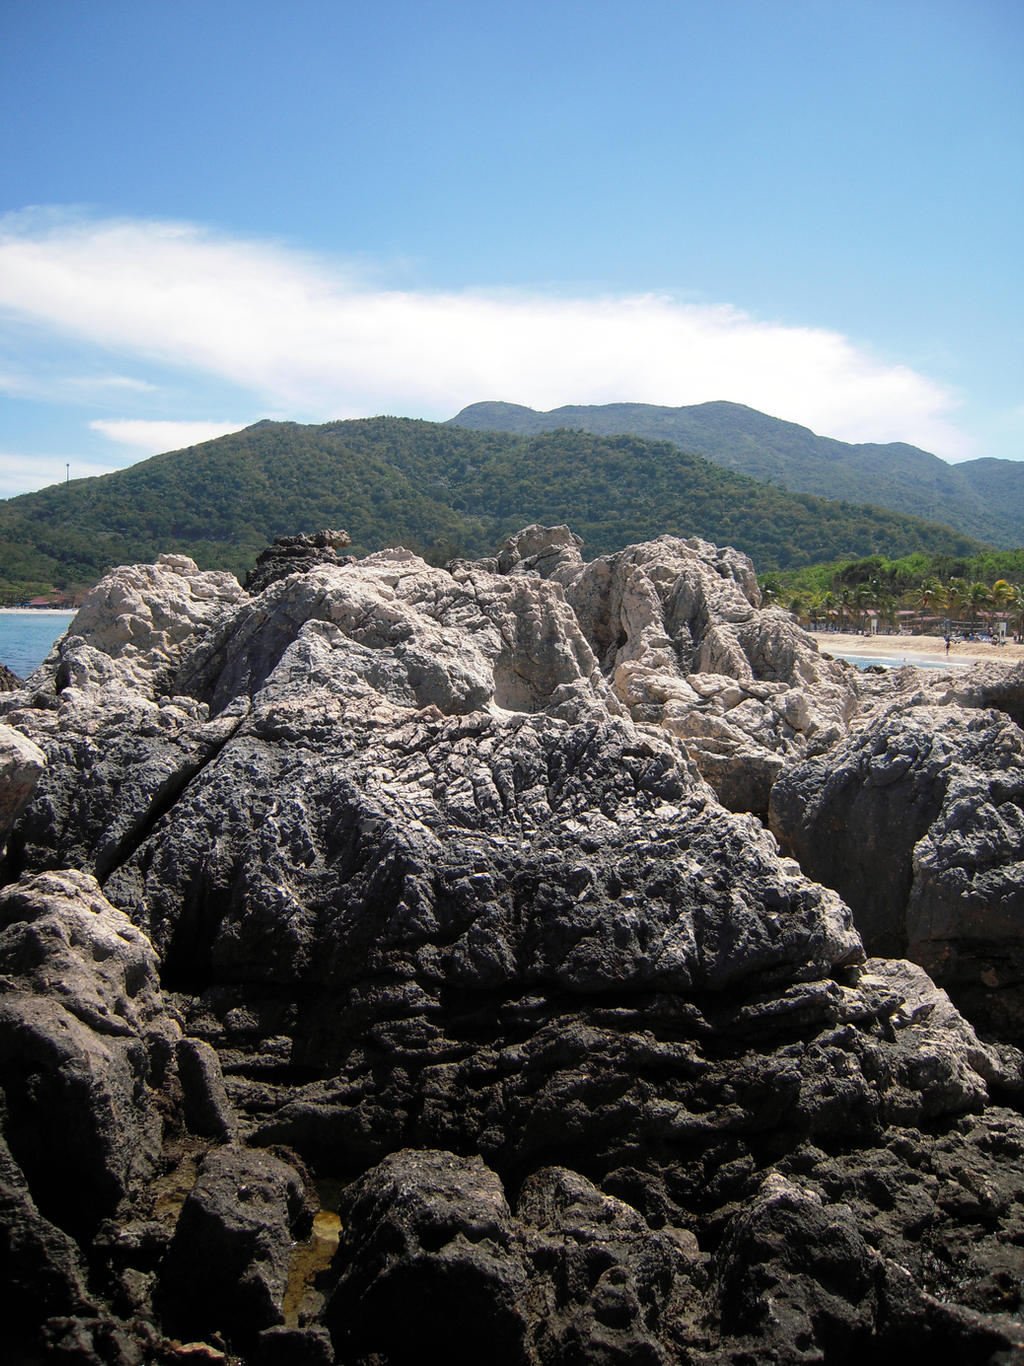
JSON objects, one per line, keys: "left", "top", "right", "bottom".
{"left": 0, "top": 611, "right": 75, "bottom": 679}
{"left": 832, "top": 652, "right": 968, "bottom": 671}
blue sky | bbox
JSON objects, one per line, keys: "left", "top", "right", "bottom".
{"left": 0, "top": 0, "right": 1021, "bottom": 496}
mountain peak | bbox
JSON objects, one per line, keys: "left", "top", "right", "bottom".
{"left": 448, "top": 400, "right": 1022, "bottom": 548}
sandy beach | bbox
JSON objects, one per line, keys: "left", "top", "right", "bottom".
{"left": 810, "top": 630, "right": 1024, "bottom": 669}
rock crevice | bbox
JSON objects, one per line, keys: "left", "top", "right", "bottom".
{"left": 0, "top": 526, "right": 1022, "bottom": 1361}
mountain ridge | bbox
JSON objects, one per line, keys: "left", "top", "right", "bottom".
{"left": 448, "top": 399, "right": 1023, "bottom": 546}
{"left": 0, "top": 415, "right": 987, "bottom": 598}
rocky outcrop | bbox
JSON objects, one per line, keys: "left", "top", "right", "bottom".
{"left": 0, "top": 722, "right": 45, "bottom": 848}
{"left": 42, "top": 553, "right": 246, "bottom": 696}
{"left": 0, "top": 528, "right": 1023, "bottom": 1360}
{"left": 245, "top": 528, "right": 353, "bottom": 595}
{"left": 159, "top": 1144, "right": 315, "bottom": 1348}
{"left": 553, "top": 531, "right": 859, "bottom": 814}
{"left": 771, "top": 698, "right": 1024, "bottom": 1039}
{"left": 0, "top": 661, "right": 21, "bottom": 691}
{"left": 0, "top": 868, "right": 243, "bottom": 1357}
{"left": 0, "top": 871, "right": 181, "bottom": 1239}
{"left": 326, "top": 1150, "right": 533, "bottom": 1365}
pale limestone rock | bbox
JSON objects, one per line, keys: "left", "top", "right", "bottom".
{"left": 523, "top": 533, "right": 861, "bottom": 810}
{"left": 39, "top": 555, "right": 246, "bottom": 695}
{"left": 493, "top": 522, "right": 585, "bottom": 586}
{"left": 177, "top": 550, "right": 616, "bottom": 723}
{"left": 0, "top": 723, "right": 45, "bottom": 845}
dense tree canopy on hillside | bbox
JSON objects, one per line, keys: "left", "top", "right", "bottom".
{"left": 0, "top": 417, "right": 987, "bottom": 601}
{"left": 451, "top": 400, "right": 1024, "bottom": 547}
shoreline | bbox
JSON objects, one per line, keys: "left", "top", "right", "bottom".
{"left": 0, "top": 607, "right": 77, "bottom": 616}
{"left": 810, "top": 630, "right": 1024, "bottom": 670}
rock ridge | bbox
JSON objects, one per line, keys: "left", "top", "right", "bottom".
{"left": 0, "top": 526, "right": 1022, "bottom": 1361}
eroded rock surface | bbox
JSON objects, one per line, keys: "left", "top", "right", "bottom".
{"left": 159, "top": 1144, "right": 315, "bottom": 1348}
{"left": 557, "top": 532, "right": 859, "bottom": 815}
{"left": 244, "top": 528, "right": 353, "bottom": 595}
{"left": 772, "top": 698, "right": 1024, "bottom": 1038}
{"left": 0, "top": 529, "right": 1023, "bottom": 1361}
{"left": 0, "top": 721, "right": 45, "bottom": 848}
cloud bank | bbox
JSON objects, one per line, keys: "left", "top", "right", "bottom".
{"left": 89, "top": 419, "right": 249, "bottom": 453}
{"left": 0, "top": 210, "right": 971, "bottom": 459}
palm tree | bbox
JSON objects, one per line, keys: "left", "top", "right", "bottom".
{"left": 854, "top": 581, "right": 876, "bottom": 634}
{"left": 837, "top": 587, "right": 855, "bottom": 633}
{"left": 991, "top": 580, "right": 1015, "bottom": 638}
{"left": 1013, "top": 587, "right": 1024, "bottom": 643}
{"left": 992, "top": 580, "right": 1015, "bottom": 607}
{"left": 966, "top": 581, "right": 994, "bottom": 634}
{"left": 945, "top": 578, "right": 969, "bottom": 633}
{"left": 878, "top": 591, "right": 901, "bottom": 633}
{"left": 916, "top": 577, "right": 945, "bottom": 632}
{"left": 917, "top": 576, "right": 944, "bottom": 613}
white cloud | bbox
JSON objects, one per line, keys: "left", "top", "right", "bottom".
{"left": 0, "top": 210, "right": 973, "bottom": 459}
{"left": 89, "top": 418, "right": 249, "bottom": 453}
{"left": 0, "top": 368, "right": 157, "bottom": 403}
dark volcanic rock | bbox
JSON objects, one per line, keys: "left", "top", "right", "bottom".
{"left": 159, "top": 1143, "right": 315, "bottom": 1349}
{"left": 0, "top": 661, "right": 22, "bottom": 690}
{"left": 0, "top": 1126, "right": 93, "bottom": 1337}
{"left": 245, "top": 527, "right": 352, "bottom": 594}
{"left": 771, "top": 700, "right": 1024, "bottom": 1038}
{"left": 326, "top": 1150, "right": 532, "bottom": 1365}
{"left": 1, "top": 528, "right": 1024, "bottom": 1361}
{"left": 175, "top": 1036, "right": 237, "bottom": 1140}
{"left": 0, "top": 870, "right": 181, "bottom": 1240}
{"left": 703, "top": 1165, "right": 1024, "bottom": 1364}
{"left": 517, "top": 1164, "right": 690, "bottom": 1365}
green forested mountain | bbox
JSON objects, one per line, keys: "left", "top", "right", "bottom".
{"left": 449, "top": 400, "right": 1024, "bottom": 547}
{"left": 0, "top": 417, "right": 985, "bottom": 600}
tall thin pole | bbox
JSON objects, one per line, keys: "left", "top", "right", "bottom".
{"left": 66, "top": 463, "right": 69, "bottom": 486}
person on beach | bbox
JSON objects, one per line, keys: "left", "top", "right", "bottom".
{"left": 945, "top": 635, "right": 951, "bottom": 654}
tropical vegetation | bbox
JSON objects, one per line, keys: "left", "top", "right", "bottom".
{"left": 766, "top": 551, "right": 1024, "bottom": 640}
{"left": 0, "top": 418, "right": 989, "bottom": 603}
{"left": 451, "top": 400, "right": 1024, "bottom": 548}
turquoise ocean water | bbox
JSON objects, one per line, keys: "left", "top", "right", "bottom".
{"left": 0, "top": 611, "right": 75, "bottom": 679}
{"left": 831, "top": 651, "right": 967, "bottom": 671}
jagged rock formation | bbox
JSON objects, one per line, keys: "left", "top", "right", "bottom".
{"left": 771, "top": 671, "right": 1024, "bottom": 1040}
{"left": 244, "top": 528, "right": 353, "bottom": 595}
{"left": 0, "top": 721, "right": 45, "bottom": 846}
{"left": 0, "top": 527, "right": 1023, "bottom": 1362}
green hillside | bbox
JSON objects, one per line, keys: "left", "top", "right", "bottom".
{"left": 449, "top": 400, "right": 1024, "bottom": 547}
{"left": 0, "top": 417, "right": 985, "bottom": 600}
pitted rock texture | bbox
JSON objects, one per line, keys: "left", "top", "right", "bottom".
{"left": 548, "top": 531, "right": 860, "bottom": 814}
{"left": 0, "top": 528, "right": 1023, "bottom": 1361}
{"left": 0, "top": 869, "right": 238, "bottom": 1357}
{"left": 771, "top": 700, "right": 1024, "bottom": 1040}
{"left": 0, "top": 871, "right": 182, "bottom": 1239}
{"left": 41, "top": 552, "right": 246, "bottom": 695}
{"left": 244, "top": 527, "right": 353, "bottom": 595}
{"left": 0, "top": 721, "right": 45, "bottom": 848}
{"left": 159, "top": 1143, "right": 315, "bottom": 1347}
{"left": 325, "top": 1150, "right": 533, "bottom": 1366}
